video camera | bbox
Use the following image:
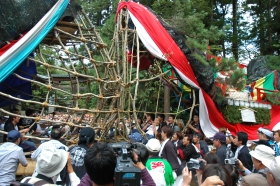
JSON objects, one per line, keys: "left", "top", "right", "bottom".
{"left": 186, "top": 158, "right": 205, "bottom": 170}
{"left": 224, "top": 158, "right": 238, "bottom": 165}
{"left": 110, "top": 142, "right": 141, "bottom": 186}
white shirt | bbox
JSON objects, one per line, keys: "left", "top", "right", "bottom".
{"left": 146, "top": 125, "right": 158, "bottom": 136}
{"left": 31, "top": 139, "right": 68, "bottom": 160}
{"left": 159, "top": 139, "right": 169, "bottom": 157}
{"left": 234, "top": 145, "right": 244, "bottom": 159}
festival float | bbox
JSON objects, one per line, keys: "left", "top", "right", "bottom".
{"left": 0, "top": 0, "right": 279, "bottom": 176}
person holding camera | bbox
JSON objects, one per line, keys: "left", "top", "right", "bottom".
{"left": 81, "top": 142, "right": 155, "bottom": 186}
{"left": 181, "top": 166, "right": 227, "bottom": 186}
{"left": 239, "top": 144, "right": 275, "bottom": 186}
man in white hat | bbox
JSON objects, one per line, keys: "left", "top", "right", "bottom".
{"left": 146, "top": 138, "right": 174, "bottom": 186}
{"left": 266, "top": 156, "right": 280, "bottom": 186}
{"left": 239, "top": 145, "right": 275, "bottom": 186}
{"left": 21, "top": 148, "right": 80, "bottom": 185}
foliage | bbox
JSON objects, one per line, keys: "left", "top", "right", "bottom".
{"left": 266, "top": 55, "right": 280, "bottom": 73}
{"left": 228, "top": 69, "right": 246, "bottom": 91}
{"left": 75, "top": 0, "right": 113, "bottom": 27}
{"left": 222, "top": 105, "right": 271, "bottom": 125}
{"left": 265, "top": 92, "right": 280, "bottom": 106}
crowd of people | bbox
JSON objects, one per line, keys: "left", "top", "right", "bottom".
{"left": 0, "top": 110, "right": 280, "bottom": 186}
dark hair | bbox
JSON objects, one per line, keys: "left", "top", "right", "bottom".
{"left": 147, "top": 113, "right": 155, "bottom": 121}
{"left": 8, "top": 108, "right": 20, "bottom": 122}
{"left": 219, "top": 127, "right": 227, "bottom": 135}
{"left": 155, "top": 132, "right": 162, "bottom": 142}
{"left": 157, "top": 114, "right": 165, "bottom": 120}
{"left": 193, "top": 132, "right": 201, "bottom": 140}
{"left": 85, "top": 143, "right": 116, "bottom": 185}
{"left": 148, "top": 150, "right": 159, "bottom": 156}
{"left": 169, "top": 115, "right": 175, "bottom": 120}
{"left": 224, "top": 164, "right": 239, "bottom": 186}
{"left": 237, "top": 132, "right": 248, "bottom": 145}
{"left": 134, "top": 142, "right": 149, "bottom": 165}
{"left": 25, "top": 109, "right": 35, "bottom": 116}
{"left": 193, "top": 114, "right": 199, "bottom": 118}
{"left": 137, "top": 117, "right": 143, "bottom": 125}
{"left": 51, "top": 127, "right": 62, "bottom": 140}
{"left": 275, "top": 130, "right": 280, "bottom": 137}
{"left": 184, "top": 134, "right": 193, "bottom": 143}
{"left": 202, "top": 164, "right": 232, "bottom": 186}
{"left": 175, "top": 131, "right": 183, "bottom": 140}
{"left": 203, "top": 152, "right": 220, "bottom": 164}
{"left": 162, "top": 126, "right": 173, "bottom": 138}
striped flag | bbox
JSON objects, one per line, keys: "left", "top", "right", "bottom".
{"left": 252, "top": 71, "right": 276, "bottom": 101}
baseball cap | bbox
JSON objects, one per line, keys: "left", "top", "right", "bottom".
{"left": 249, "top": 144, "right": 275, "bottom": 168}
{"left": 146, "top": 138, "right": 161, "bottom": 152}
{"left": 78, "top": 127, "right": 96, "bottom": 145}
{"left": 258, "top": 127, "right": 273, "bottom": 139}
{"left": 7, "top": 130, "right": 22, "bottom": 142}
{"left": 209, "top": 132, "right": 226, "bottom": 142}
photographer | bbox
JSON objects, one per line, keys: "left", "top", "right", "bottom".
{"left": 181, "top": 166, "right": 226, "bottom": 186}
{"left": 82, "top": 142, "right": 155, "bottom": 186}
{"left": 238, "top": 145, "right": 275, "bottom": 186}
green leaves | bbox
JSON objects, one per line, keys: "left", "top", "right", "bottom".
{"left": 222, "top": 105, "right": 271, "bottom": 125}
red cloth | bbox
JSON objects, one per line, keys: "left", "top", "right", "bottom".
{"left": 178, "top": 149, "right": 184, "bottom": 160}
{"left": 0, "top": 33, "right": 26, "bottom": 56}
{"left": 116, "top": 2, "right": 280, "bottom": 140}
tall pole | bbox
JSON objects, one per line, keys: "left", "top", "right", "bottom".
{"left": 164, "top": 85, "right": 170, "bottom": 120}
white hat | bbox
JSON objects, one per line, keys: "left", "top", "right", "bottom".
{"left": 146, "top": 138, "right": 161, "bottom": 152}
{"left": 258, "top": 127, "right": 273, "bottom": 139}
{"left": 268, "top": 156, "right": 280, "bottom": 182}
{"left": 249, "top": 145, "right": 275, "bottom": 168}
{"left": 36, "top": 148, "right": 68, "bottom": 177}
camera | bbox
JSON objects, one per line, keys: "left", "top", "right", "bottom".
{"left": 224, "top": 158, "right": 238, "bottom": 165}
{"left": 110, "top": 142, "right": 141, "bottom": 186}
{"left": 186, "top": 158, "right": 205, "bottom": 170}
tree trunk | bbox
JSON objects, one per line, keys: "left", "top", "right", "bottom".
{"left": 259, "top": 0, "right": 265, "bottom": 55}
{"left": 232, "top": 0, "right": 238, "bottom": 60}
{"left": 164, "top": 85, "right": 170, "bottom": 120}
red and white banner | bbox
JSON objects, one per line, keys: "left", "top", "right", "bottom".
{"left": 116, "top": 2, "right": 280, "bottom": 140}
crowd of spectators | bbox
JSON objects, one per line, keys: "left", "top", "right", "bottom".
{"left": 0, "top": 110, "right": 280, "bottom": 186}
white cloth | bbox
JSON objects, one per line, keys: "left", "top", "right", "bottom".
{"left": 146, "top": 125, "right": 158, "bottom": 136}
{"left": 148, "top": 167, "right": 166, "bottom": 186}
